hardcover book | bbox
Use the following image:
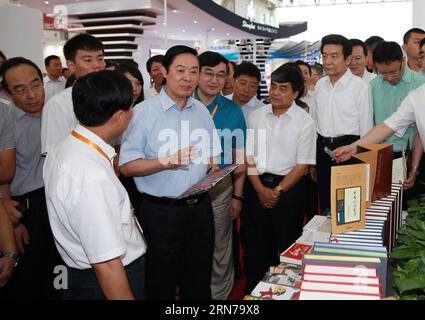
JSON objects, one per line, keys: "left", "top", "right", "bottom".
{"left": 279, "top": 242, "right": 313, "bottom": 265}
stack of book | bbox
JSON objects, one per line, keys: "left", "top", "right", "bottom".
{"left": 295, "top": 215, "right": 332, "bottom": 245}
{"left": 330, "top": 183, "right": 403, "bottom": 252}
{"left": 245, "top": 263, "right": 303, "bottom": 300}
{"left": 297, "top": 242, "right": 388, "bottom": 300}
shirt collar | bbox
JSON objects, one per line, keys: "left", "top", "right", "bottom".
{"left": 159, "top": 87, "right": 196, "bottom": 111}
{"left": 400, "top": 66, "right": 413, "bottom": 84}
{"left": 10, "top": 102, "right": 28, "bottom": 120}
{"left": 44, "top": 75, "right": 64, "bottom": 83}
{"left": 266, "top": 101, "right": 297, "bottom": 118}
{"left": 194, "top": 87, "right": 222, "bottom": 108}
{"left": 73, "top": 124, "right": 116, "bottom": 161}
{"left": 244, "top": 96, "right": 258, "bottom": 109}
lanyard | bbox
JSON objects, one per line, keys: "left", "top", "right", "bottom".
{"left": 71, "top": 130, "right": 112, "bottom": 166}
{"left": 210, "top": 103, "right": 219, "bottom": 119}
{"left": 192, "top": 90, "right": 219, "bottom": 119}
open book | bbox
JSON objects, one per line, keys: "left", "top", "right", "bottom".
{"left": 177, "top": 164, "right": 240, "bottom": 199}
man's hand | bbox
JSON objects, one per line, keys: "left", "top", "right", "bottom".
{"left": 257, "top": 186, "right": 279, "bottom": 209}
{"left": 14, "top": 224, "right": 30, "bottom": 254}
{"left": 2, "top": 199, "right": 22, "bottom": 226}
{"left": 403, "top": 169, "right": 418, "bottom": 190}
{"left": 333, "top": 144, "right": 357, "bottom": 163}
{"left": 0, "top": 257, "right": 15, "bottom": 287}
{"left": 164, "top": 146, "right": 198, "bottom": 169}
{"left": 229, "top": 198, "right": 242, "bottom": 220}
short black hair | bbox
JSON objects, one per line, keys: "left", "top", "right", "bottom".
{"left": 365, "top": 36, "right": 384, "bottom": 48}
{"left": 373, "top": 41, "right": 403, "bottom": 64}
{"left": 44, "top": 55, "right": 61, "bottom": 67}
{"left": 350, "top": 39, "right": 368, "bottom": 57}
{"left": 0, "top": 57, "right": 43, "bottom": 94}
{"left": 271, "top": 63, "right": 304, "bottom": 99}
{"left": 403, "top": 28, "right": 425, "bottom": 44}
{"left": 146, "top": 55, "right": 164, "bottom": 74}
{"left": 311, "top": 63, "right": 324, "bottom": 76}
{"left": 294, "top": 60, "right": 312, "bottom": 76}
{"left": 234, "top": 62, "right": 261, "bottom": 82}
{"left": 63, "top": 33, "right": 104, "bottom": 61}
{"left": 162, "top": 46, "right": 198, "bottom": 72}
{"left": 321, "top": 34, "right": 352, "bottom": 59}
{"left": 115, "top": 62, "right": 145, "bottom": 104}
{"left": 72, "top": 70, "right": 133, "bottom": 127}
{"left": 198, "top": 51, "right": 229, "bottom": 74}
{"left": 0, "top": 51, "right": 6, "bottom": 61}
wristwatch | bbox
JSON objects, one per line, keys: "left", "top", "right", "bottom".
{"left": 275, "top": 185, "right": 284, "bottom": 194}
{"left": 1, "top": 252, "right": 19, "bottom": 267}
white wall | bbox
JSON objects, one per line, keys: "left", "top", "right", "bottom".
{"left": 0, "top": 4, "right": 43, "bottom": 69}
{"left": 412, "top": 0, "right": 425, "bottom": 31}
{"left": 277, "top": 2, "right": 413, "bottom": 45}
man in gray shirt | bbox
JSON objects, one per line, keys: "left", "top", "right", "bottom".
{"left": 0, "top": 57, "right": 62, "bottom": 299}
{"left": 0, "top": 102, "right": 15, "bottom": 185}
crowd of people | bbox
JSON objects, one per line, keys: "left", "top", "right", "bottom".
{"left": 1, "top": 27, "right": 425, "bottom": 300}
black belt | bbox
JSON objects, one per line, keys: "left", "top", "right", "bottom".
{"left": 259, "top": 173, "right": 285, "bottom": 187}
{"left": 11, "top": 187, "right": 44, "bottom": 215}
{"left": 317, "top": 134, "right": 359, "bottom": 144}
{"left": 142, "top": 192, "right": 209, "bottom": 207}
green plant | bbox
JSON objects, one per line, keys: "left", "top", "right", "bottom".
{"left": 390, "top": 195, "right": 425, "bottom": 300}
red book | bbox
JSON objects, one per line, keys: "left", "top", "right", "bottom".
{"left": 280, "top": 243, "right": 313, "bottom": 265}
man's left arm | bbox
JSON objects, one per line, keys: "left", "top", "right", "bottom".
{"left": 230, "top": 148, "right": 246, "bottom": 220}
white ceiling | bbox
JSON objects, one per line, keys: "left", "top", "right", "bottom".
{"left": 16, "top": 0, "right": 268, "bottom": 41}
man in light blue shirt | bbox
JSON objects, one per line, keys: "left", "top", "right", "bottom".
{"left": 119, "top": 45, "right": 221, "bottom": 300}
{"left": 371, "top": 41, "right": 425, "bottom": 193}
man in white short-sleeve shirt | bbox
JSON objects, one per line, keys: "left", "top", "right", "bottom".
{"left": 43, "top": 70, "right": 147, "bottom": 300}
{"left": 41, "top": 33, "right": 105, "bottom": 155}
{"left": 311, "top": 34, "right": 373, "bottom": 215}
{"left": 242, "top": 63, "right": 316, "bottom": 293}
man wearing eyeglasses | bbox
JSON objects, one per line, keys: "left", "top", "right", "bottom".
{"left": 230, "top": 62, "right": 264, "bottom": 122}
{"left": 370, "top": 41, "right": 425, "bottom": 192}
{"left": 0, "top": 57, "right": 62, "bottom": 299}
{"left": 193, "top": 51, "right": 246, "bottom": 300}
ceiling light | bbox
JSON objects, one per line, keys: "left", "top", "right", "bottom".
{"left": 172, "top": 10, "right": 178, "bottom": 13}
{"left": 182, "top": 29, "right": 186, "bottom": 33}
{"left": 226, "top": 33, "right": 230, "bottom": 36}
{"left": 193, "top": 20, "right": 197, "bottom": 24}
{"left": 211, "top": 28, "right": 215, "bottom": 31}
{"left": 162, "top": 22, "right": 166, "bottom": 26}
{"left": 44, "top": 1, "right": 49, "bottom": 4}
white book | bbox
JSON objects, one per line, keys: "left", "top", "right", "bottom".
{"left": 299, "top": 290, "right": 380, "bottom": 300}
{"left": 303, "top": 273, "right": 380, "bottom": 285}
{"left": 300, "top": 280, "right": 382, "bottom": 295}
{"left": 303, "top": 264, "right": 378, "bottom": 277}
{"left": 303, "top": 215, "right": 329, "bottom": 231}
